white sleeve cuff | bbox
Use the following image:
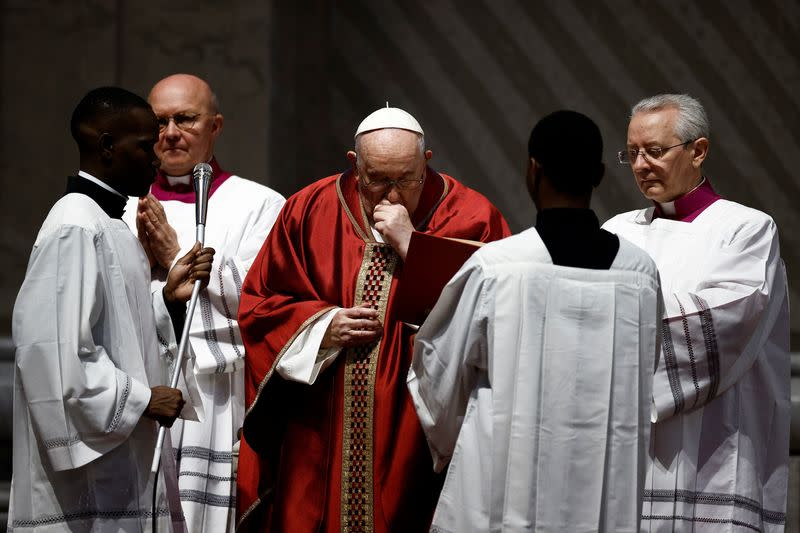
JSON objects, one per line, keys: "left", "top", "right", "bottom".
{"left": 276, "top": 308, "right": 342, "bottom": 384}
{"left": 151, "top": 285, "right": 175, "bottom": 347}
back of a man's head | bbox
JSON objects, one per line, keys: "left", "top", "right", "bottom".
{"left": 528, "top": 110, "right": 604, "bottom": 197}
{"left": 70, "top": 86, "right": 151, "bottom": 151}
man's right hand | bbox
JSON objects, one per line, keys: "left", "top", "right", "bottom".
{"left": 321, "top": 304, "right": 383, "bottom": 348}
{"left": 163, "top": 242, "right": 215, "bottom": 303}
{"left": 144, "top": 386, "right": 185, "bottom": 427}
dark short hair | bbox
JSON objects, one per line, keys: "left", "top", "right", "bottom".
{"left": 70, "top": 86, "right": 151, "bottom": 145}
{"left": 528, "top": 110, "right": 604, "bottom": 196}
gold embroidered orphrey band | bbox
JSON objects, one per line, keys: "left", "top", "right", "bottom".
{"left": 340, "top": 243, "right": 397, "bottom": 533}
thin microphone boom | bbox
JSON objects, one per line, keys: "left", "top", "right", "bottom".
{"left": 150, "top": 162, "right": 212, "bottom": 473}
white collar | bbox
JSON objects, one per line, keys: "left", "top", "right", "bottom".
{"left": 658, "top": 200, "right": 676, "bottom": 215}
{"left": 77, "top": 170, "right": 128, "bottom": 200}
{"left": 655, "top": 177, "right": 706, "bottom": 216}
{"left": 164, "top": 157, "right": 215, "bottom": 186}
{"left": 164, "top": 173, "right": 192, "bottom": 186}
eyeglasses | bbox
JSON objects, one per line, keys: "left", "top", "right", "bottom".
{"left": 617, "top": 139, "right": 696, "bottom": 164}
{"left": 358, "top": 173, "right": 425, "bottom": 192}
{"left": 156, "top": 113, "right": 206, "bottom": 133}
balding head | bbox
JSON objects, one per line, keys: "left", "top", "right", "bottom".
{"left": 149, "top": 74, "right": 219, "bottom": 114}
{"left": 148, "top": 74, "right": 224, "bottom": 176}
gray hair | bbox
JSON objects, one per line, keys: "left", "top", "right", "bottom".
{"left": 354, "top": 130, "right": 425, "bottom": 165}
{"left": 631, "top": 94, "right": 710, "bottom": 141}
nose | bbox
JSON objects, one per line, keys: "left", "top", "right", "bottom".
{"left": 385, "top": 186, "right": 402, "bottom": 203}
{"left": 631, "top": 151, "right": 650, "bottom": 172}
{"left": 162, "top": 119, "right": 181, "bottom": 140}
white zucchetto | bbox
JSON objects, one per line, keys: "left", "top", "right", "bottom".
{"left": 355, "top": 106, "right": 424, "bottom": 138}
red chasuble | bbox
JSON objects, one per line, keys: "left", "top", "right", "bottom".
{"left": 237, "top": 168, "right": 510, "bottom": 532}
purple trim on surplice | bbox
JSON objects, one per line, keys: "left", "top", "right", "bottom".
{"left": 150, "top": 157, "right": 233, "bottom": 203}
{"left": 653, "top": 178, "right": 721, "bottom": 222}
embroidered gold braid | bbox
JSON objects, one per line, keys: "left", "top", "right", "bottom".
{"left": 341, "top": 243, "right": 397, "bottom": 533}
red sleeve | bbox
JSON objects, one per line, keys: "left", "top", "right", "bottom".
{"left": 238, "top": 179, "right": 341, "bottom": 411}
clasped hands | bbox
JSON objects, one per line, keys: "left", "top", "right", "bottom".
{"left": 137, "top": 193, "right": 180, "bottom": 270}
{"left": 135, "top": 193, "right": 215, "bottom": 302}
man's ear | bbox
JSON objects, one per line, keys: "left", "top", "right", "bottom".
{"left": 424, "top": 149, "right": 432, "bottom": 161}
{"left": 99, "top": 133, "right": 114, "bottom": 160}
{"left": 346, "top": 150, "right": 357, "bottom": 171}
{"left": 691, "top": 137, "right": 709, "bottom": 169}
{"left": 210, "top": 113, "right": 224, "bottom": 140}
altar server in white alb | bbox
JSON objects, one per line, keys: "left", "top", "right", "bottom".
{"left": 604, "top": 93, "right": 790, "bottom": 532}
{"left": 408, "top": 110, "right": 661, "bottom": 533}
{"left": 10, "top": 87, "right": 215, "bottom": 532}
{"left": 123, "top": 73, "right": 285, "bottom": 532}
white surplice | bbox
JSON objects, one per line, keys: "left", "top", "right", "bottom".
{"left": 125, "top": 175, "right": 284, "bottom": 532}
{"left": 10, "top": 193, "right": 188, "bottom": 532}
{"left": 408, "top": 227, "right": 661, "bottom": 533}
{"left": 603, "top": 200, "right": 790, "bottom": 532}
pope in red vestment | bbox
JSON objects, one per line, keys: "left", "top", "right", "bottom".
{"left": 236, "top": 108, "right": 510, "bottom": 533}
